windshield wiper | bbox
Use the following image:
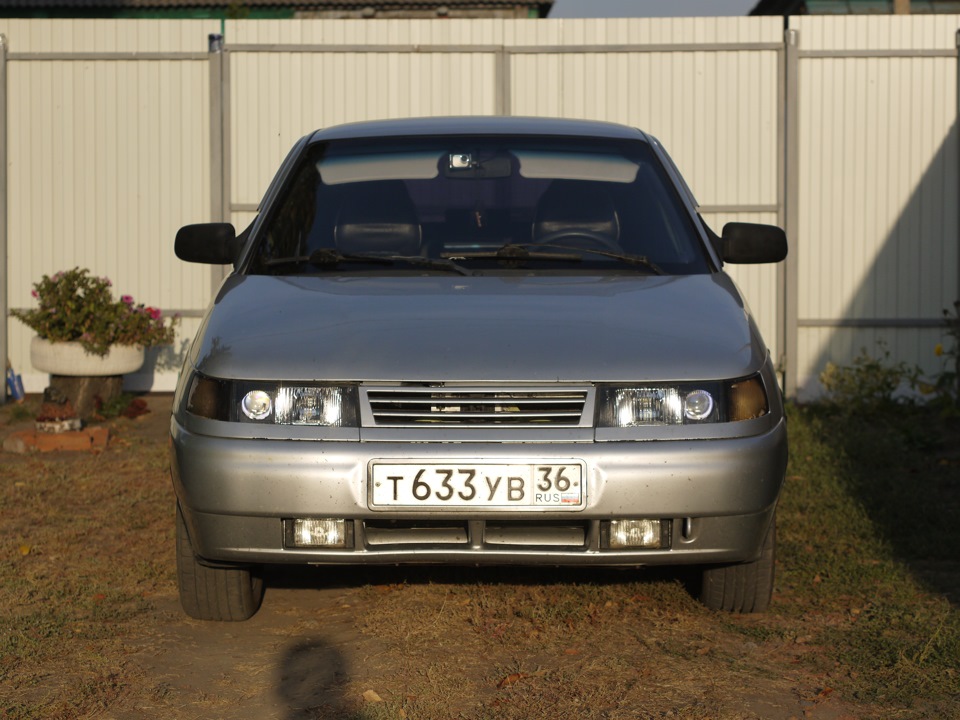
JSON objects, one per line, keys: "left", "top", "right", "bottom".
{"left": 443, "top": 243, "right": 663, "bottom": 274}
{"left": 265, "top": 249, "right": 392, "bottom": 267}
{"left": 379, "top": 255, "right": 474, "bottom": 276}
{"left": 520, "top": 243, "right": 664, "bottom": 275}
{"left": 265, "top": 248, "right": 473, "bottom": 276}
{"left": 443, "top": 243, "right": 583, "bottom": 263}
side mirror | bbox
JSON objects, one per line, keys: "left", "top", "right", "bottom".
{"left": 720, "top": 222, "right": 788, "bottom": 264}
{"left": 175, "top": 223, "right": 241, "bottom": 265}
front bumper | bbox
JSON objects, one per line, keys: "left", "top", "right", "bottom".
{"left": 170, "top": 415, "right": 787, "bottom": 568}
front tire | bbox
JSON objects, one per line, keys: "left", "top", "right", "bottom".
{"left": 176, "top": 503, "right": 264, "bottom": 621}
{"left": 699, "top": 514, "right": 776, "bottom": 613}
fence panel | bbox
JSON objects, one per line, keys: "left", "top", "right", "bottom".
{"left": 224, "top": 19, "right": 508, "bottom": 220}
{"left": 790, "top": 15, "right": 960, "bottom": 399}
{"left": 2, "top": 20, "right": 219, "bottom": 393}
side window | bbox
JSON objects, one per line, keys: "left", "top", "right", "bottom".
{"left": 253, "top": 164, "right": 319, "bottom": 269}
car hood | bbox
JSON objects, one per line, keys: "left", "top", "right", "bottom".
{"left": 191, "top": 273, "right": 767, "bottom": 382}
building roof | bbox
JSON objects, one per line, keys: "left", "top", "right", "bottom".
{"left": 0, "top": 0, "right": 551, "bottom": 8}
{"left": 751, "top": 0, "right": 960, "bottom": 13}
{"left": 750, "top": 0, "right": 800, "bottom": 12}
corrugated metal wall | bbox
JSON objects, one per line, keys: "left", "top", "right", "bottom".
{"left": 2, "top": 16, "right": 958, "bottom": 399}
{"left": 1, "top": 20, "right": 220, "bottom": 392}
{"left": 790, "top": 15, "right": 960, "bottom": 399}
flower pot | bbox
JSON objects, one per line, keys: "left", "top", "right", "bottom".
{"left": 30, "top": 337, "right": 145, "bottom": 377}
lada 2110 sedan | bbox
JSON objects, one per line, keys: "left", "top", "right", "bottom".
{"left": 172, "top": 116, "right": 788, "bottom": 621}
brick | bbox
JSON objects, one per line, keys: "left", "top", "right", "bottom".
{"left": 87, "top": 426, "right": 110, "bottom": 448}
{"left": 2, "top": 428, "right": 111, "bottom": 454}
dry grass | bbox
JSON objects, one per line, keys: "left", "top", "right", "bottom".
{"left": 1, "top": 396, "right": 173, "bottom": 719}
{"left": 1, "top": 395, "right": 958, "bottom": 719}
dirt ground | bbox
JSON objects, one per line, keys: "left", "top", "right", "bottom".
{"left": 111, "top": 572, "right": 852, "bottom": 720}
{"left": 2, "top": 394, "right": 942, "bottom": 720}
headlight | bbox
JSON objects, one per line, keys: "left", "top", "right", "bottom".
{"left": 273, "top": 386, "right": 348, "bottom": 426}
{"left": 185, "top": 373, "right": 358, "bottom": 426}
{"left": 683, "top": 389, "right": 715, "bottom": 421}
{"left": 609, "top": 387, "right": 684, "bottom": 426}
{"left": 727, "top": 375, "right": 769, "bottom": 421}
{"left": 241, "top": 390, "right": 272, "bottom": 420}
{"left": 185, "top": 375, "right": 229, "bottom": 420}
{"left": 598, "top": 375, "right": 767, "bottom": 427}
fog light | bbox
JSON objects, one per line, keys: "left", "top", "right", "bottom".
{"left": 609, "top": 519, "right": 663, "bottom": 549}
{"left": 289, "top": 518, "right": 350, "bottom": 548}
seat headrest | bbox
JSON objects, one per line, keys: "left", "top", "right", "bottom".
{"left": 334, "top": 181, "right": 421, "bottom": 256}
{"left": 532, "top": 181, "right": 620, "bottom": 246}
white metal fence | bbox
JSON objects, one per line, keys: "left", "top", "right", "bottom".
{"left": 1, "top": 16, "right": 957, "bottom": 400}
{"left": 789, "top": 16, "right": 960, "bottom": 399}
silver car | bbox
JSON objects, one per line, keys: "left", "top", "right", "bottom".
{"left": 172, "top": 116, "right": 788, "bottom": 621}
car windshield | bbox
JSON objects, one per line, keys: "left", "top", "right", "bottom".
{"left": 247, "top": 136, "right": 710, "bottom": 276}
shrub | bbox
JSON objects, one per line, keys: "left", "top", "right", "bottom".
{"left": 932, "top": 301, "right": 960, "bottom": 408}
{"left": 10, "top": 267, "right": 179, "bottom": 356}
{"left": 819, "top": 342, "right": 918, "bottom": 414}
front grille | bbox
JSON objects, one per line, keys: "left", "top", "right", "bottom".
{"left": 360, "top": 519, "right": 590, "bottom": 549}
{"left": 362, "top": 386, "right": 591, "bottom": 427}
{"left": 364, "top": 520, "right": 469, "bottom": 546}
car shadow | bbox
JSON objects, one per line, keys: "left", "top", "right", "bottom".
{"left": 264, "top": 563, "right": 685, "bottom": 595}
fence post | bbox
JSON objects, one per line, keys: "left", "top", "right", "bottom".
{"left": 775, "top": 32, "right": 787, "bottom": 391}
{"left": 0, "top": 35, "right": 8, "bottom": 405}
{"left": 208, "top": 33, "right": 230, "bottom": 291}
{"left": 495, "top": 47, "right": 511, "bottom": 116}
{"left": 784, "top": 27, "right": 800, "bottom": 399}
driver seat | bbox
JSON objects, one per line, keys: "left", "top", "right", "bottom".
{"left": 334, "top": 181, "right": 422, "bottom": 256}
{"left": 532, "top": 181, "right": 620, "bottom": 247}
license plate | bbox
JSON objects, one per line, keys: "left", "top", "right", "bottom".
{"left": 369, "top": 461, "right": 585, "bottom": 510}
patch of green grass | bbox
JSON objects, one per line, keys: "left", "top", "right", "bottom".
{"left": 823, "top": 600, "right": 959, "bottom": 705}
{"left": 96, "top": 391, "right": 137, "bottom": 418}
{"left": 3, "top": 402, "right": 34, "bottom": 423}
{"left": 779, "top": 404, "right": 960, "bottom": 708}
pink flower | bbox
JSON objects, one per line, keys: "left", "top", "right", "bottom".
{"left": 31, "top": 289, "right": 38, "bottom": 298}
{"left": 121, "top": 294, "right": 134, "bottom": 305}
{"left": 146, "top": 307, "right": 161, "bottom": 320}
{"left": 102, "top": 277, "right": 112, "bottom": 287}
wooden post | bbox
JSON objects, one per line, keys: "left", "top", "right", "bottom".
{"left": 48, "top": 375, "right": 124, "bottom": 419}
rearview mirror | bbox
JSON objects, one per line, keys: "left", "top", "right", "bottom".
{"left": 720, "top": 222, "right": 788, "bottom": 264}
{"left": 175, "top": 223, "right": 241, "bottom": 265}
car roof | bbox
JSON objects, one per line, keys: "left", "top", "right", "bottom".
{"left": 308, "top": 116, "right": 649, "bottom": 143}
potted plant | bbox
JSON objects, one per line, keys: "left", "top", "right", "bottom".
{"left": 10, "top": 268, "right": 179, "bottom": 417}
